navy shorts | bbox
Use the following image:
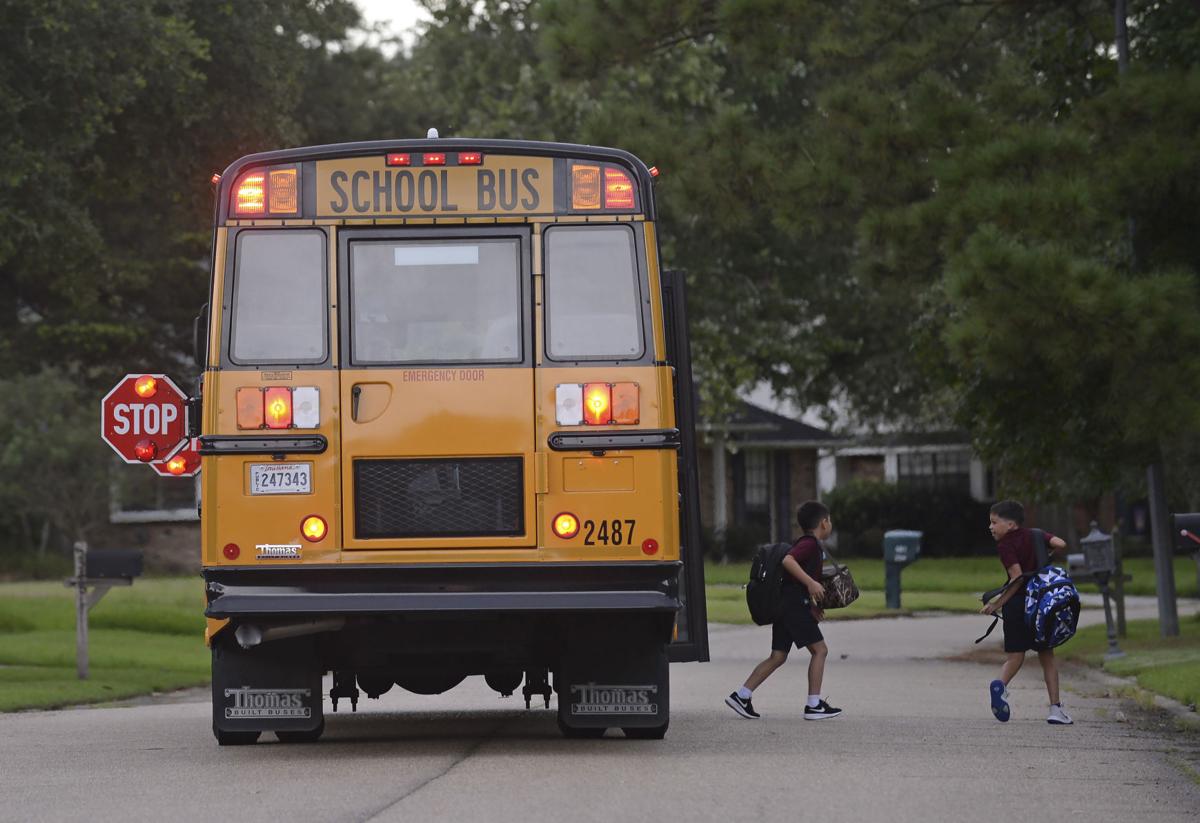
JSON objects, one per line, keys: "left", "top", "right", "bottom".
{"left": 1002, "top": 595, "right": 1034, "bottom": 653}
{"left": 771, "top": 590, "right": 824, "bottom": 651}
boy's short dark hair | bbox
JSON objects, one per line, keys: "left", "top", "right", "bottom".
{"left": 796, "top": 500, "right": 830, "bottom": 532}
{"left": 990, "top": 500, "right": 1025, "bottom": 525}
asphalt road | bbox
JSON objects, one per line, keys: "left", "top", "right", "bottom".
{"left": 2, "top": 602, "right": 1198, "bottom": 823}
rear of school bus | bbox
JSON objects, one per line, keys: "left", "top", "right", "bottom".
{"left": 198, "top": 138, "right": 707, "bottom": 744}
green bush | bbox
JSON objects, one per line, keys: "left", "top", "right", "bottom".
{"left": 702, "top": 522, "right": 771, "bottom": 562}
{"left": 823, "top": 480, "right": 993, "bottom": 557}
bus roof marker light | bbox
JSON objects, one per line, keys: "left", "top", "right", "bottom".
{"left": 571, "top": 164, "right": 602, "bottom": 210}
{"left": 234, "top": 172, "right": 266, "bottom": 215}
{"left": 386, "top": 153, "right": 411, "bottom": 166}
{"left": 555, "top": 384, "right": 584, "bottom": 426}
{"left": 583, "top": 383, "right": 612, "bottom": 426}
{"left": 459, "top": 152, "right": 482, "bottom": 165}
{"left": 423, "top": 153, "right": 446, "bottom": 166}
{"left": 604, "top": 167, "right": 636, "bottom": 209}
{"left": 648, "top": 166, "right": 660, "bottom": 178}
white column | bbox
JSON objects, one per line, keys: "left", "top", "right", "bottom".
{"left": 817, "top": 450, "right": 837, "bottom": 497}
{"left": 712, "top": 437, "right": 728, "bottom": 534}
{"left": 884, "top": 452, "right": 899, "bottom": 484}
{"left": 969, "top": 457, "right": 988, "bottom": 501}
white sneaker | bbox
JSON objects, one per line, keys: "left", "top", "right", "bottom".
{"left": 1047, "top": 704, "right": 1073, "bottom": 725}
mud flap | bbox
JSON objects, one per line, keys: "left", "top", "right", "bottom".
{"left": 212, "top": 635, "right": 323, "bottom": 736}
{"left": 556, "top": 625, "right": 669, "bottom": 733}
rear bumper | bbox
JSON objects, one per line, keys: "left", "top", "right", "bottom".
{"left": 203, "top": 561, "right": 682, "bottom": 619}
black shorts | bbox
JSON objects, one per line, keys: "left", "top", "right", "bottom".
{"left": 771, "top": 590, "right": 824, "bottom": 651}
{"left": 1002, "top": 594, "right": 1034, "bottom": 653}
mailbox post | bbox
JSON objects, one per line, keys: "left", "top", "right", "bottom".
{"left": 1079, "top": 522, "right": 1123, "bottom": 660}
{"left": 1172, "top": 513, "right": 1200, "bottom": 603}
{"left": 883, "top": 530, "right": 922, "bottom": 610}
{"left": 63, "top": 543, "right": 143, "bottom": 679}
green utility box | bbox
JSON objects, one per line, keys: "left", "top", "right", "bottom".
{"left": 883, "top": 530, "right": 922, "bottom": 609}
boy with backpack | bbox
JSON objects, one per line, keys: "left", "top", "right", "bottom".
{"left": 980, "top": 500, "right": 1073, "bottom": 725}
{"left": 725, "top": 501, "right": 842, "bottom": 720}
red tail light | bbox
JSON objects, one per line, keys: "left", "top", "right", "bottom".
{"left": 611, "top": 383, "right": 639, "bottom": 424}
{"left": 583, "top": 383, "right": 612, "bottom": 425}
{"left": 604, "top": 167, "right": 635, "bottom": 209}
{"left": 263, "top": 387, "right": 293, "bottom": 429}
{"left": 236, "top": 387, "right": 265, "bottom": 429}
{"left": 234, "top": 173, "right": 266, "bottom": 215}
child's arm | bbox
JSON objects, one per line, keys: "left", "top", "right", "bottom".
{"left": 1049, "top": 535, "right": 1067, "bottom": 558}
{"left": 782, "top": 555, "right": 825, "bottom": 602}
{"left": 980, "top": 564, "right": 1024, "bottom": 615}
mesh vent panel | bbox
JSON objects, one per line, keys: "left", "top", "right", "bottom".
{"left": 354, "top": 458, "right": 524, "bottom": 539}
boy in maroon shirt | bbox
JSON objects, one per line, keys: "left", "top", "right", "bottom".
{"left": 979, "top": 500, "right": 1072, "bottom": 725}
{"left": 725, "top": 501, "right": 842, "bottom": 720}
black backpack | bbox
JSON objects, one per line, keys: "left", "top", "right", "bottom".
{"left": 746, "top": 542, "right": 793, "bottom": 626}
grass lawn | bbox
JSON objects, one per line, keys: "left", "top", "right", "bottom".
{"left": 1061, "top": 614, "right": 1200, "bottom": 708}
{"left": 705, "top": 584, "right": 979, "bottom": 625}
{"left": 0, "top": 577, "right": 209, "bottom": 712}
{"left": 704, "top": 556, "right": 1199, "bottom": 598}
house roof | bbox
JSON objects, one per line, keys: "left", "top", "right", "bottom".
{"left": 699, "top": 401, "right": 837, "bottom": 447}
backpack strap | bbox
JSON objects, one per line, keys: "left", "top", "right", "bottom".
{"left": 1030, "top": 528, "right": 1049, "bottom": 568}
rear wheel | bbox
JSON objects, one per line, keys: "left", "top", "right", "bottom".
{"left": 275, "top": 719, "right": 325, "bottom": 744}
{"left": 622, "top": 723, "right": 667, "bottom": 740}
{"left": 214, "top": 727, "right": 260, "bottom": 746}
{"left": 557, "top": 715, "right": 605, "bottom": 739}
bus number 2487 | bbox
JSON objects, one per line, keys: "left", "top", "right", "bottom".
{"left": 582, "top": 519, "right": 636, "bottom": 546}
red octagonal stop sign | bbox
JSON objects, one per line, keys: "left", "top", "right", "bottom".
{"left": 100, "top": 374, "right": 189, "bottom": 464}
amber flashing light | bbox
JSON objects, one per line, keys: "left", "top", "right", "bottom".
{"left": 611, "top": 382, "right": 639, "bottom": 424}
{"left": 571, "top": 164, "right": 602, "bottom": 210}
{"left": 236, "top": 387, "right": 265, "bottom": 429}
{"left": 166, "top": 455, "right": 188, "bottom": 475}
{"left": 268, "top": 168, "right": 298, "bottom": 214}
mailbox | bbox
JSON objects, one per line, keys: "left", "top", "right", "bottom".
{"left": 1078, "top": 523, "right": 1115, "bottom": 577}
{"left": 883, "top": 530, "right": 922, "bottom": 566}
{"left": 1172, "top": 513, "right": 1200, "bottom": 552}
{"left": 84, "top": 549, "right": 143, "bottom": 581}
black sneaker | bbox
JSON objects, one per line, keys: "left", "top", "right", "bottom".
{"left": 725, "top": 692, "right": 760, "bottom": 719}
{"left": 804, "top": 699, "right": 842, "bottom": 720}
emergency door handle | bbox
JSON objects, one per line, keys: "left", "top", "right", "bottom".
{"left": 351, "top": 385, "right": 362, "bottom": 421}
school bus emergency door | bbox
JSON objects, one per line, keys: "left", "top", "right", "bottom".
{"left": 198, "top": 139, "right": 708, "bottom": 745}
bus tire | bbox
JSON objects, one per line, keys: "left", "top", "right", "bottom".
{"left": 623, "top": 722, "right": 667, "bottom": 740}
{"left": 276, "top": 718, "right": 325, "bottom": 744}
{"left": 214, "top": 726, "right": 260, "bottom": 746}
{"left": 556, "top": 715, "right": 605, "bottom": 739}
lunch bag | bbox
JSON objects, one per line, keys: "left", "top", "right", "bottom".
{"left": 819, "top": 544, "right": 860, "bottom": 610}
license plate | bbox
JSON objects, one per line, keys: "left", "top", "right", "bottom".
{"left": 250, "top": 463, "right": 312, "bottom": 495}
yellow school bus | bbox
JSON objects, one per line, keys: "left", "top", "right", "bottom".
{"left": 196, "top": 137, "right": 707, "bottom": 744}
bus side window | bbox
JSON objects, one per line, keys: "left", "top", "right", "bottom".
{"left": 544, "top": 225, "right": 644, "bottom": 360}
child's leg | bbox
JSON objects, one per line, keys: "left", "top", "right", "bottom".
{"left": 743, "top": 649, "right": 789, "bottom": 691}
{"left": 806, "top": 640, "right": 828, "bottom": 695}
{"left": 1037, "top": 649, "right": 1060, "bottom": 704}
{"left": 999, "top": 651, "right": 1025, "bottom": 684}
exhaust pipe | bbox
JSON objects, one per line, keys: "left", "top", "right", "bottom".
{"left": 235, "top": 617, "right": 345, "bottom": 649}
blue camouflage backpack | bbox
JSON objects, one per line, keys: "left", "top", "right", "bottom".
{"left": 1023, "top": 530, "right": 1081, "bottom": 649}
{"left": 975, "top": 528, "right": 1080, "bottom": 649}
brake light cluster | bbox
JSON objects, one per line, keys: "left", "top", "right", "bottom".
{"left": 233, "top": 165, "right": 299, "bottom": 216}
{"left": 570, "top": 163, "right": 637, "bottom": 211}
{"left": 555, "top": 383, "right": 639, "bottom": 426}
{"left": 236, "top": 386, "right": 320, "bottom": 430}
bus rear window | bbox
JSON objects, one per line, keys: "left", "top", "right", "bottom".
{"left": 350, "top": 239, "right": 522, "bottom": 364}
{"left": 229, "top": 230, "right": 327, "bottom": 364}
{"left": 544, "top": 225, "right": 643, "bottom": 360}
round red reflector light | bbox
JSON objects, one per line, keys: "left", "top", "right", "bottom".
{"left": 641, "top": 539, "right": 659, "bottom": 556}
{"left": 223, "top": 543, "right": 240, "bottom": 560}
{"left": 552, "top": 512, "right": 580, "bottom": 539}
{"left": 133, "top": 439, "right": 157, "bottom": 462}
{"left": 301, "top": 515, "right": 328, "bottom": 542}
{"left": 134, "top": 376, "right": 157, "bottom": 398}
